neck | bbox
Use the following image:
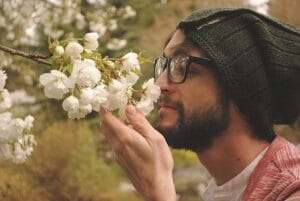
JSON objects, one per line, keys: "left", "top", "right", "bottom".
{"left": 197, "top": 104, "right": 270, "bottom": 186}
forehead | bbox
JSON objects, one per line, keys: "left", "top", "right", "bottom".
{"left": 163, "top": 29, "right": 205, "bottom": 58}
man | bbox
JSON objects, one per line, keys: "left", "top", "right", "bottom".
{"left": 100, "top": 8, "right": 300, "bottom": 201}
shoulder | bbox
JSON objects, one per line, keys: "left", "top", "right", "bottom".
{"left": 242, "top": 136, "right": 300, "bottom": 200}
{"left": 269, "top": 136, "right": 300, "bottom": 176}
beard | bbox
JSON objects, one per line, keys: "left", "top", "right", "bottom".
{"left": 155, "top": 88, "right": 230, "bottom": 153}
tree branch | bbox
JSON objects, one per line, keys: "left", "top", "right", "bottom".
{"left": 0, "top": 44, "right": 51, "bottom": 66}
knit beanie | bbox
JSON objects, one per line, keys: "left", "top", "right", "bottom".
{"left": 177, "top": 8, "right": 300, "bottom": 140}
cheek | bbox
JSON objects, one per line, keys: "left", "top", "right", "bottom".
{"left": 181, "top": 80, "right": 219, "bottom": 114}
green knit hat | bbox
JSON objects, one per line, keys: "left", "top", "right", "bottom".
{"left": 177, "top": 8, "right": 300, "bottom": 139}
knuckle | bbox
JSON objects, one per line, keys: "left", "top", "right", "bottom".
{"left": 152, "top": 134, "right": 166, "bottom": 145}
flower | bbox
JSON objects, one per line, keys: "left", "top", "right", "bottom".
{"left": 67, "top": 103, "right": 92, "bottom": 119}
{"left": 121, "top": 52, "right": 140, "bottom": 71}
{"left": 70, "top": 59, "right": 101, "bottom": 87}
{"left": 0, "top": 89, "right": 12, "bottom": 112}
{"left": 108, "top": 19, "right": 118, "bottom": 31}
{"left": 9, "top": 89, "right": 36, "bottom": 105}
{"left": 0, "top": 70, "right": 7, "bottom": 91}
{"left": 84, "top": 32, "right": 99, "bottom": 51}
{"left": 0, "top": 112, "right": 14, "bottom": 142}
{"left": 124, "top": 72, "right": 139, "bottom": 86}
{"left": 39, "top": 70, "right": 70, "bottom": 99}
{"left": 24, "top": 115, "right": 34, "bottom": 130}
{"left": 55, "top": 45, "right": 64, "bottom": 55}
{"left": 80, "top": 87, "right": 95, "bottom": 105}
{"left": 89, "top": 21, "right": 107, "bottom": 37}
{"left": 0, "top": 112, "right": 36, "bottom": 163}
{"left": 122, "top": 6, "right": 136, "bottom": 19}
{"left": 91, "top": 84, "right": 109, "bottom": 112}
{"left": 107, "top": 38, "right": 127, "bottom": 51}
{"left": 142, "top": 78, "right": 160, "bottom": 102}
{"left": 10, "top": 134, "right": 36, "bottom": 164}
{"left": 108, "top": 79, "right": 123, "bottom": 93}
{"left": 62, "top": 95, "right": 79, "bottom": 112}
{"left": 105, "top": 92, "right": 128, "bottom": 111}
{"left": 65, "top": 42, "right": 83, "bottom": 59}
{"left": 136, "top": 97, "right": 154, "bottom": 116}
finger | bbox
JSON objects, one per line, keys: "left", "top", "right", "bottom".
{"left": 125, "top": 105, "right": 157, "bottom": 137}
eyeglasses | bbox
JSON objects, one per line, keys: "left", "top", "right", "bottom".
{"left": 154, "top": 54, "right": 214, "bottom": 84}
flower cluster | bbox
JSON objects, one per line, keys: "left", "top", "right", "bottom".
{"left": 40, "top": 32, "right": 160, "bottom": 119}
{"left": 0, "top": 70, "right": 36, "bottom": 164}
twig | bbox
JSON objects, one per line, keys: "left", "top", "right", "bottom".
{"left": 0, "top": 44, "right": 51, "bottom": 66}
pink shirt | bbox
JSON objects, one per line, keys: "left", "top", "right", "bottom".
{"left": 242, "top": 136, "right": 300, "bottom": 201}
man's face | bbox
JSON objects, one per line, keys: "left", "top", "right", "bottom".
{"left": 155, "top": 30, "right": 230, "bottom": 153}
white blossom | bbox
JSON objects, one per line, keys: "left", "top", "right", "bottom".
{"left": 62, "top": 95, "right": 79, "bottom": 112}
{"left": 39, "top": 70, "right": 70, "bottom": 99}
{"left": 108, "top": 79, "right": 124, "bottom": 93}
{"left": 24, "top": 115, "right": 34, "bottom": 130}
{"left": 142, "top": 78, "right": 160, "bottom": 102}
{"left": 106, "top": 91, "right": 128, "bottom": 111}
{"left": 0, "top": 112, "right": 14, "bottom": 142}
{"left": 84, "top": 32, "right": 99, "bottom": 51}
{"left": 91, "top": 84, "right": 109, "bottom": 112}
{"left": 107, "top": 38, "right": 127, "bottom": 51}
{"left": 55, "top": 45, "right": 64, "bottom": 55}
{"left": 0, "top": 70, "right": 7, "bottom": 91}
{"left": 89, "top": 21, "right": 107, "bottom": 37}
{"left": 0, "top": 112, "right": 36, "bottom": 163}
{"left": 121, "top": 52, "right": 140, "bottom": 71}
{"left": 67, "top": 103, "right": 92, "bottom": 119}
{"left": 10, "top": 89, "right": 36, "bottom": 105}
{"left": 70, "top": 59, "right": 101, "bottom": 87}
{"left": 125, "top": 72, "right": 139, "bottom": 86}
{"left": 108, "top": 19, "right": 118, "bottom": 31}
{"left": 80, "top": 87, "right": 95, "bottom": 105}
{"left": 10, "top": 134, "right": 36, "bottom": 164}
{"left": 65, "top": 42, "right": 83, "bottom": 59}
{"left": 0, "top": 89, "right": 12, "bottom": 112}
{"left": 122, "top": 6, "right": 136, "bottom": 19}
{"left": 136, "top": 97, "right": 154, "bottom": 116}
{"left": 104, "top": 79, "right": 129, "bottom": 111}
{"left": 76, "top": 13, "right": 86, "bottom": 30}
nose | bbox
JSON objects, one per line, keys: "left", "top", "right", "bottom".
{"left": 155, "top": 69, "right": 174, "bottom": 94}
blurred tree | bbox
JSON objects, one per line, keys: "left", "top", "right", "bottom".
{"left": 269, "top": 0, "right": 300, "bottom": 27}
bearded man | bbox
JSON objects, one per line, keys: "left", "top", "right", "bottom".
{"left": 100, "top": 8, "right": 300, "bottom": 201}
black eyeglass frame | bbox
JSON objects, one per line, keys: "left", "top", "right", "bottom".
{"left": 154, "top": 55, "right": 214, "bottom": 84}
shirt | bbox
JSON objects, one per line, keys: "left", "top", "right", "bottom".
{"left": 202, "top": 147, "right": 268, "bottom": 201}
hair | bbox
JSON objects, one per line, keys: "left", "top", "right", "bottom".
{"left": 163, "top": 29, "right": 275, "bottom": 142}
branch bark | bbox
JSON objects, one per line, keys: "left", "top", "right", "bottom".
{"left": 0, "top": 44, "right": 51, "bottom": 66}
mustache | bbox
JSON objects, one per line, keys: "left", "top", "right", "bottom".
{"left": 159, "top": 95, "right": 181, "bottom": 109}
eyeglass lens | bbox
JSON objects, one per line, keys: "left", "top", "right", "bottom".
{"left": 154, "top": 55, "right": 188, "bottom": 83}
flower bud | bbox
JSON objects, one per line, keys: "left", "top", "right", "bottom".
{"left": 62, "top": 96, "right": 79, "bottom": 112}
{"left": 65, "top": 42, "right": 83, "bottom": 59}
{"left": 55, "top": 45, "right": 64, "bottom": 55}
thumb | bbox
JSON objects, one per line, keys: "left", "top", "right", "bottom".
{"left": 125, "top": 105, "right": 155, "bottom": 137}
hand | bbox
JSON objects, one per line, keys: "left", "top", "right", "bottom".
{"left": 100, "top": 105, "right": 176, "bottom": 201}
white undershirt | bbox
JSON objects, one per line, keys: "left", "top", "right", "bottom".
{"left": 202, "top": 147, "right": 268, "bottom": 201}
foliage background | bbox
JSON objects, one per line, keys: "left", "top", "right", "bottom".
{"left": 0, "top": 0, "right": 299, "bottom": 200}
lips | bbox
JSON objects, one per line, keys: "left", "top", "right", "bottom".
{"left": 158, "top": 96, "right": 178, "bottom": 111}
{"left": 159, "top": 103, "right": 176, "bottom": 110}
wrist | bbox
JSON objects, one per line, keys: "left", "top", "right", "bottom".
{"left": 145, "top": 176, "right": 176, "bottom": 201}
